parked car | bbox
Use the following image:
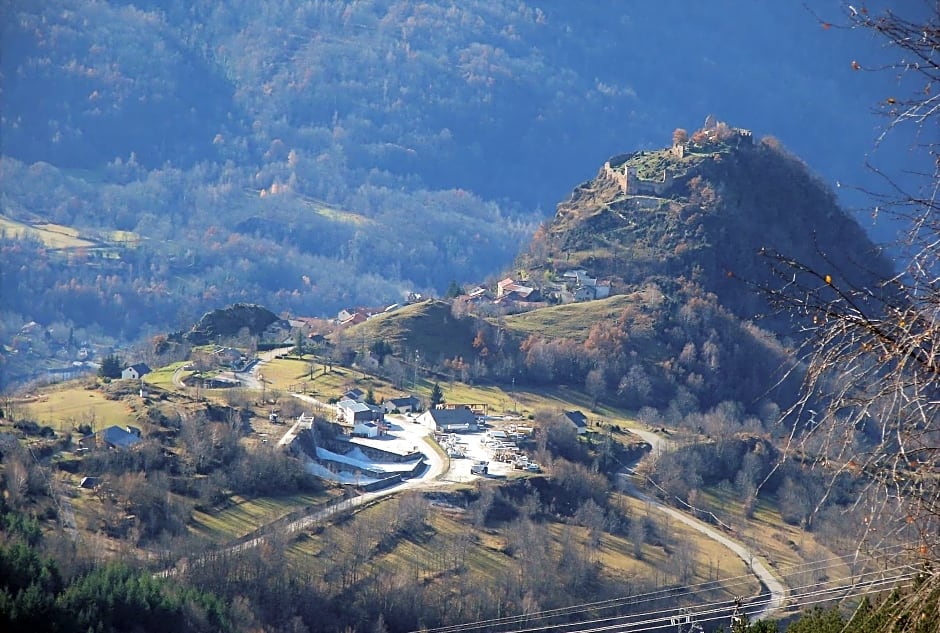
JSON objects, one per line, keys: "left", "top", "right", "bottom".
{"left": 470, "top": 461, "right": 489, "bottom": 475}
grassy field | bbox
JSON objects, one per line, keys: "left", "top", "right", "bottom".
{"left": 20, "top": 385, "right": 137, "bottom": 432}
{"left": 260, "top": 357, "right": 367, "bottom": 399}
{"left": 144, "top": 361, "right": 188, "bottom": 390}
{"left": 346, "top": 300, "right": 482, "bottom": 362}
{"left": 679, "top": 482, "right": 854, "bottom": 605}
{"left": 0, "top": 216, "right": 98, "bottom": 249}
{"left": 717, "top": 491, "right": 852, "bottom": 594}
{"left": 504, "top": 294, "right": 636, "bottom": 343}
{"left": 286, "top": 490, "right": 758, "bottom": 606}
{"left": 189, "top": 493, "right": 331, "bottom": 542}
{"left": 302, "top": 197, "right": 375, "bottom": 227}
{"left": 106, "top": 229, "right": 141, "bottom": 245}
{"left": 259, "top": 356, "right": 320, "bottom": 390}
{"left": 611, "top": 492, "right": 757, "bottom": 598}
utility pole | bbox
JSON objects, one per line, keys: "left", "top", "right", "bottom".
{"left": 730, "top": 597, "right": 746, "bottom": 633}
{"left": 413, "top": 351, "right": 419, "bottom": 391}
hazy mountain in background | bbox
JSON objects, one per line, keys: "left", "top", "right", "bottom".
{"left": 0, "top": 1, "right": 906, "bottom": 367}
{"left": 3, "top": 1, "right": 900, "bottom": 208}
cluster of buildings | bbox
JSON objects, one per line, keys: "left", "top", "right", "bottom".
{"left": 335, "top": 388, "right": 421, "bottom": 438}
{"left": 331, "top": 270, "right": 612, "bottom": 326}
{"left": 459, "top": 268, "right": 612, "bottom": 314}
{"left": 544, "top": 270, "right": 611, "bottom": 304}
{"left": 334, "top": 293, "right": 425, "bottom": 328}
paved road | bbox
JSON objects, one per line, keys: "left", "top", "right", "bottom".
{"left": 161, "top": 372, "right": 787, "bottom": 624}
{"left": 235, "top": 347, "right": 289, "bottom": 390}
{"left": 171, "top": 364, "right": 186, "bottom": 389}
{"left": 627, "top": 426, "right": 787, "bottom": 622}
{"left": 160, "top": 413, "right": 449, "bottom": 577}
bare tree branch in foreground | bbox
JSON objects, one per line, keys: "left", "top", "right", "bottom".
{"left": 761, "top": 3, "right": 940, "bottom": 628}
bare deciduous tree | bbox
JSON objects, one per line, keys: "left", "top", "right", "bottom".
{"left": 762, "top": 4, "right": 939, "bottom": 626}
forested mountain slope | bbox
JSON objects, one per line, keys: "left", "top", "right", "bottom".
{"left": 0, "top": 1, "right": 898, "bottom": 388}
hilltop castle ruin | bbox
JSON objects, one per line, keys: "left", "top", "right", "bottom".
{"left": 604, "top": 117, "right": 753, "bottom": 196}
{"left": 603, "top": 161, "right": 673, "bottom": 197}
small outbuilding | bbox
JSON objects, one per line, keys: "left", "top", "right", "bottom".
{"left": 342, "top": 388, "right": 365, "bottom": 402}
{"left": 353, "top": 421, "right": 380, "bottom": 438}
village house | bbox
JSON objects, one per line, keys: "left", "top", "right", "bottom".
{"left": 337, "top": 306, "right": 387, "bottom": 327}
{"left": 418, "top": 407, "right": 478, "bottom": 433}
{"left": 570, "top": 286, "right": 596, "bottom": 302}
{"left": 121, "top": 363, "right": 151, "bottom": 381}
{"left": 336, "top": 399, "right": 384, "bottom": 426}
{"left": 213, "top": 346, "right": 244, "bottom": 368}
{"left": 496, "top": 277, "right": 539, "bottom": 301}
{"left": 550, "top": 269, "right": 611, "bottom": 303}
{"left": 262, "top": 318, "right": 293, "bottom": 344}
{"left": 562, "top": 410, "right": 590, "bottom": 435}
{"left": 287, "top": 318, "right": 310, "bottom": 331}
{"left": 384, "top": 395, "right": 420, "bottom": 414}
{"left": 342, "top": 388, "right": 365, "bottom": 402}
{"left": 339, "top": 312, "right": 368, "bottom": 328}
{"left": 466, "top": 286, "right": 489, "bottom": 301}
{"left": 101, "top": 425, "right": 143, "bottom": 449}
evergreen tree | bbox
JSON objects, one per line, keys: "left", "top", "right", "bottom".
{"left": 97, "top": 354, "right": 123, "bottom": 379}
{"left": 445, "top": 280, "right": 463, "bottom": 298}
{"left": 429, "top": 382, "right": 444, "bottom": 408}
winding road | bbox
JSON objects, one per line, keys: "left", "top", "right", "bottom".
{"left": 627, "top": 427, "right": 787, "bottom": 622}
{"left": 169, "top": 352, "right": 787, "bottom": 623}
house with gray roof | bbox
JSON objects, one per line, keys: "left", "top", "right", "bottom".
{"left": 121, "top": 363, "right": 151, "bottom": 380}
{"left": 418, "top": 407, "right": 478, "bottom": 433}
{"left": 384, "top": 395, "right": 420, "bottom": 414}
{"left": 101, "top": 425, "right": 142, "bottom": 449}
{"left": 337, "top": 399, "right": 384, "bottom": 425}
{"left": 562, "top": 410, "right": 589, "bottom": 435}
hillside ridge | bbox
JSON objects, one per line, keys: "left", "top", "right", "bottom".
{"left": 524, "top": 119, "right": 893, "bottom": 329}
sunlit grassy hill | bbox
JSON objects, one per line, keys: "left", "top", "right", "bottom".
{"left": 344, "top": 300, "right": 483, "bottom": 366}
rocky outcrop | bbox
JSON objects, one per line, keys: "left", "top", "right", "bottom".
{"left": 182, "top": 304, "right": 278, "bottom": 345}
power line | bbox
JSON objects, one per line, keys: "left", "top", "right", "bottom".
{"left": 501, "top": 568, "right": 917, "bottom": 633}
{"left": 412, "top": 544, "right": 918, "bottom": 633}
